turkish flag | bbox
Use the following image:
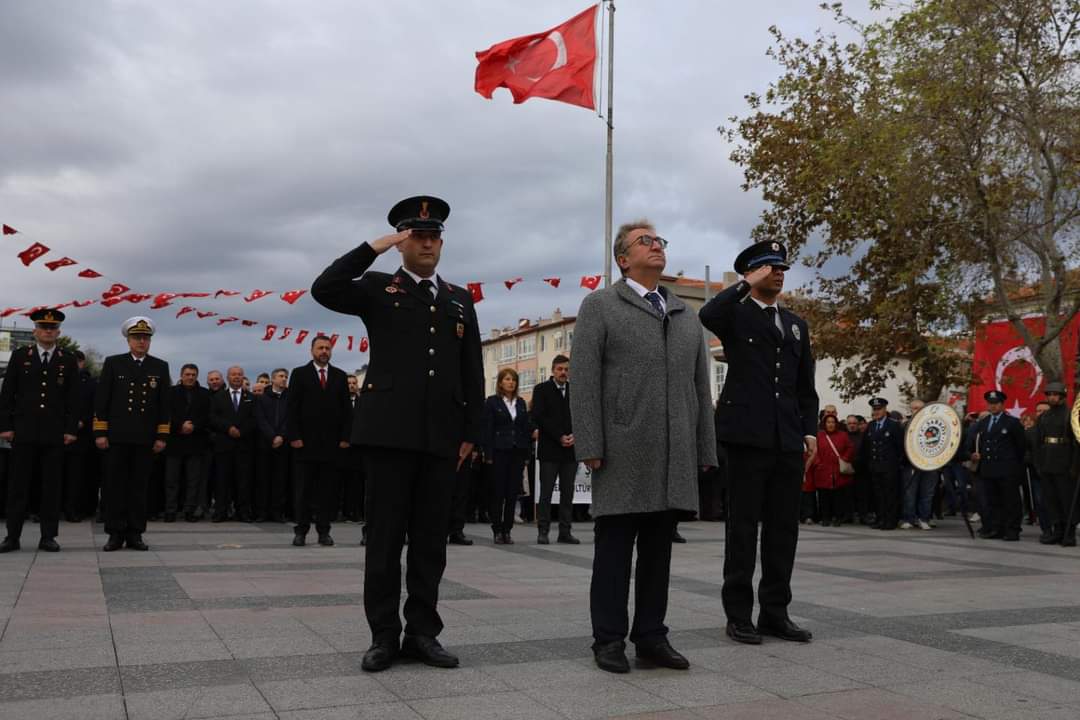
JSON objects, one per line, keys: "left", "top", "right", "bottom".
{"left": 214, "top": 290, "right": 240, "bottom": 298}
{"left": 262, "top": 324, "right": 278, "bottom": 341}
{"left": 17, "top": 242, "right": 50, "bottom": 266}
{"left": 543, "top": 277, "right": 561, "bottom": 288}
{"left": 280, "top": 289, "right": 307, "bottom": 305}
{"left": 347, "top": 335, "right": 354, "bottom": 351}
{"left": 77, "top": 268, "right": 103, "bottom": 278}
{"left": 504, "top": 278, "right": 523, "bottom": 290}
{"left": 359, "top": 337, "right": 369, "bottom": 352}
{"left": 216, "top": 316, "right": 239, "bottom": 326}
{"left": 44, "top": 257, "right": 77, "bottom": 271}
{"left": 241, "top": 319, "right": 258, "bottom": 327}
{"left": 467, "top": 282, "right": 484, "bottom": 304}
{"left": 475, "top": 5, "right": 598, "bottom": 110}
{"left": 196, "top": 310, "right": 217, "bottom": 319}
{"left": 102, "top": 283, "right": 129, "bottom": 300}
{"left": 73, "top": 299, "right": 95, "bottom": 308}
{"left": 294, "top": 329, "right": 309, "bottom": 345}
{"left": 2, "top": 224, "right": 17, "bottom": 235}
{"left": 580, "top": 275, "right": 601, "bottom": 290}
{"left": 244, "top": 289, "right": 272, "bottom": 303}
{"left": 176, "top": 306, "right": 196, "bottom": 318}
{"left": 1, "top": 307, "right": 24, "bottom": 318}
{"left": 279, "top": 327, "right": 293, "bottom": 340}
{"left": 327, "top": 333, "right": 339, "bottom": 348}
{"left": 151, "top": 293, "right": 179, "bottom": 309}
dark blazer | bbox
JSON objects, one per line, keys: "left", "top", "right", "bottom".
{"left": 93, "top": 353, "right": 171, "bottom": 445}
{"left": 482, "top": 394, "right": 534, "bottom": 457}
{"left": 166, "top": 383, "right": 211, "bottom": 456}
{"left": 254, "top": 388, "right": 289, "bottom": 447}
{"left": 286, "top": 361, "right": 351, "bottom": 463}
{"left": 209, "top": 385, "right": 257, "bottom": 452}
{"left": 859, "top": 416, "right": 906, "bottom": 470}
{"left": 1034, "top": 404, "right": 1076, "bottom": 476}
{"left": 967, "top": 412, "right": 1026, "bottom": 478}
{"left": 311, "top": 242, "right": 485, "bottom": 459}
{"left": 530, "top": 379, "right": 574, "bottom": 463}
{"left": 75, "top": 368, "right": 97, "bottom": 442}
{"left": 0, "top": 345, "right": 80, "bottom": 444}
{"left": 699, "top": 280, "right": 818, "bottom": 452}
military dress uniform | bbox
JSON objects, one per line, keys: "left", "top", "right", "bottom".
{"left": 966, "top": 390, "right": 1026, "bottom": 541}
{"left": 859, "top": 400, "right": 906, "bottom": 530}
{"left": 0, "top": 309, "right": 80, "bottom": 552}
{"left": 1034, "top": 382, "right": 1078, "bottom": 545}
{"left": 94, "top": 318, "right": 170, "bottom": 550}
{"left": 311, "top": 195, "right": 484, "bottom": 671}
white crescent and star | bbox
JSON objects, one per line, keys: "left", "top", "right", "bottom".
{"left": 506, "top": 31, "right": 568, "bottom": 81}
{"left": 994, "top": 344, "right": 1043, "bottom": 399}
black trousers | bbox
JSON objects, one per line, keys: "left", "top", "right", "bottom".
{"left": 340, "top": 449, "right": 365, "bottom": 521}
{"left": 164, "top": 454, "right": 203, "bottom": 514}
{"left": 448, "top": 457, "right": 474, "bottom": 535}
{"left": 538, "top": 460, "right": 577, "bottom": 534}
{"left": 590, "top": 510, "right": 676, "bottom": 646}
{"left": 62, "top": 443, "right": 92, "bottom": 519}
{"left": 363, "top": 446, "right": 456, "bottom": 644}
{"left": 870, "top": 465, "right": 901, "bottom": 528}
{"left": 214, "top": 447, "right": 253, "bottom": 519}
{"left": 818, "top": 486, "right": 852, "bottom": 521}
{"left": 7, "top": 442, "right": 63, "bottom": 541}
{"left": 982, "top": 470, "right": 1022, "bottom": 536}
{"left": 255, "top": 444, "right": 290, "bottom": 519}
{"left": 104, "top": 443, "right": 153, "bottom": 536}
{"left": 722, "top": 444, "right": 802, "bottom": 624}
{"left": 489, "top": 448, "right": 527, "bottom": 534}
{"left": 1040, "top": 471, "right": 1079, "bottom": 529}
{"left": 294, "top": 460, "right": 339, "bottom": 535}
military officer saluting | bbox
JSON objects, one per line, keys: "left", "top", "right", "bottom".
{"left": 0, "top": 309, "right": 80, "bottom": 553}
{"left": 94, "top": 317, "right": 171, "bottom": 552}
{"left": 860, "top": 398, "right": 905, "bottom": 530}
{"left": 966, "top": 389, "right": 1026, "bottom": 541}
{"left": 312, "top": 195, "right": 484, "bottom": 672}
{"left": 1034, "top": 382, "right": 1078, "bottom": 546}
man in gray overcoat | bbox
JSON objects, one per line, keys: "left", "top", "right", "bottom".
{"left": 571, "top": 219, "right": 718, "bottom": 674}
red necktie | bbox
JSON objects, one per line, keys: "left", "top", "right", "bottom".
{"left": 319, "top": 368, "right": 326, "bottom": 389}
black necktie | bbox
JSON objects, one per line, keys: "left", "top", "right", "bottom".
{"left": 41, "top": 351, "right": 49, "bottom": 366}
{"left": 764, "top": 306, "right": 783, "bottom": 339}
{"left": 419, "top": 279, "right": 435, "bottom": 297}
{"left": 134, "top": 358, "right": 142, "bottom": 369}
{"left": 644, "top": 291, "right": 664, "bottom": 316}
{"left": 988, "top": 415, "right": 997, "bottom": 433}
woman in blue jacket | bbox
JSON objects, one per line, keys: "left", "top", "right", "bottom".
{"left": 483, "top": 368, "right": 534, "bottom": 544}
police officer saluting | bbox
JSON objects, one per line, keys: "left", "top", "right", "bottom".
{"left": 1034, "top": 382, "right": 1078, "bottom": 546}
{"left": 312, "top": 195, "right": 484, "bottom": 672}
{"left": 94, "top": 317, "right": 171, "bottom": 551}
{"left": 0, "top": 309, "right": 80, "bottom": 553}
{"left": 860, "top": 398, "right": 905, "bottom": 530}
{"left": 967, "top": 389, "right": 1026, "bottom": 541}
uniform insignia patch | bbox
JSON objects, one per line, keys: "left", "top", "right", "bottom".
{"left": 385, "top": 286, "right": 398, "bottom": 294}
{"left": 791, "top": 323, "right": 801, "bottom": 341}
{"left": 456, "top": 323, "right": 465, "bottom": 338}
{"left": 148, "top": 377, "right": 158, "bottom": 389}
{"left": 57, "top": 376, "right": 64, "bottom": 385}
{"left": 1001, "top": 428, "right": 1007, "bottom": 434}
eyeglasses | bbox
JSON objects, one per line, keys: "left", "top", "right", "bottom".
{"left": 631, "top": 235, "right": 668, "bottom": 250}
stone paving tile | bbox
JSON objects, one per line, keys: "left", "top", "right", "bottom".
{"left": 886, "top": 677, "right": 1063, "bottom": 718}
{"left": 255, "top": 674, "right": 397, "bottom": 711}
{"left": 794, "top": 687, "right": 973, "bottom": 720}
{"left": 0, "top": 692, "right": 126, "bottom": 720}
{"left": 278, "top": 703, "right": 424, "bottom": 720}
{"left": 621, "top": 667, "right": 775, "bottom": 707}
{"left": 0, "top": 666, "right": 121, "bottom": 702}
{"left": 372, "top": 665, "right": 512, "bottom": 700}
{"left": 0, "top": 643, "right": 117, "bottom": 673}
{"left": 124, "top": 682, "right": 273, "bottom": 720}
{"left": 523, "top": 677, "right": 678, "bottom": 719}
{"left": 408, "top": 691, "right": 565, "bottom": 720}
{"left": 685, "top": 698, "right": 840, "bottom": 719}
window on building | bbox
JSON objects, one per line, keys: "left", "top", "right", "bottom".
{"left": 554, "top": 333, "right": 564, "bottom": 350}
{"left": 519, "top": 368, "right": 536, "bottom": 389}
{"left": 539, "top": 335, "right": 545, "bottom": 352}
{"left": 519, "top": 336, "right": 536, "bottom": 358}
{"left": 714, "top": 361, "right": 728, "bottom": 393}
{"left": 500, "top": 342, "right": 516, "bottom": 362}
{"left": 539, "top": 366, "right": 547, "bottom": 381}
{"left": 566, "top": 330, "right": 574, "bottom": 349}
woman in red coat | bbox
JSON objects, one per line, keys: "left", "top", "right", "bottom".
{"left": 811, "top": 414, "right": 855, "bottom": 526}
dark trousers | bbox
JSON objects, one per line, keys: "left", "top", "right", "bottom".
{"left": 255, "top": 444, "right": 290, "bottom": 520}
{"left": 199, "top": 450, "right": 214, "bottom": 514}
{"left": 164, "top": 454, "right": 202, "bottom": 514}
{"left": 62, "top": 443, "right": 91, "bottom": 519}
{"left": 1036, "top": 471, "right": 1077, "bottom": 530}
{"left": 722, "top": 445, "right": 802, "bottom": 624}
{"left": 363, "top": 447, "right": 455, "bottom": 644}
{"left": 538, "top": 460, "right": 577, "bottom": 534}
{"left": 448, "top": 457, "right": 473, "bottom": 535}
{"left": 982, "top": 470, "right": 1022, "bottom": 536}
{"left": 7, "top": 442, "right": 63, "bottom": 541}
{"left": 853, "top": 471, "right": 874, "bottom": 518}
{"left": 294, "top": 460, "right": 338, "bottom": 535}
{"left": 870, "top": 465, "right": 901, "bottom": 528}
{"left": 104, "top": 443, "right": 153, "bottom": 537}
{"left": 214, "top": 447, "right": 253, "bottom": 519}
{"left": 590, "top": 510, "right": 676, "bottom": 646}
{"left": 340, "top": 450, "right": 365, "bottom": 521}
{"left": 818, "top": 486, "right": 851, "bottom": 521}
{"left": 490, "top": 448, "right": 527, "bottom": 535}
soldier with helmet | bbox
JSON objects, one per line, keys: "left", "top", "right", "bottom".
{"left": 0, "top": 309, "right": 80, "bottom": 553}
{"left": 1034, "top": 381, "right": 1078, "bottom": 546}
{"left": 94, "top": 317, "right": 171, "bottom": 552}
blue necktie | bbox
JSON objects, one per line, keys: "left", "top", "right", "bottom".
{"left": 644, "top": 291, "right": 664, "bottom": 317}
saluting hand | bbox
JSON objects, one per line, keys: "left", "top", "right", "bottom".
{"left": 63, "top": 434, "right": 77, "bottom": 445}
{"left": 744, "top": 264, "right": 774, "bottom": 288}
{"left": 370, "top": 229, "right": 413, "bottom": 254}
{"left": 95, "top": 437, "right": 109, "bottom": 450}
{"left": 457, "top": 441, "right": 474, "bottom": 471}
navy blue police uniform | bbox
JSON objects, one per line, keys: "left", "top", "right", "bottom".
{"left": 859, "top": 400, "right": 906, "bottom": 530}
{"left": 967, "top": 390, "right": 1027, "bottom": 540}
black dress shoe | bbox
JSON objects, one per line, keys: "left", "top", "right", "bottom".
{"left": 757, "top": 616, "right": 813, "bottom": 643}
{"left": 1062, "top": 534, "right": 1077, "bottom": 547}
{"left": 102, "top": 535, "right": 124, "bottom": 552}
{"left": 502, "top": 533, "right": 514, "bottom": 545}
{"left": 401, "top": 635, "right": 459, "bottom": 668}
{"left": 38, "top": 538, "right": 60, "bottom": 552}
{"left": 1002, "top": 534, "right": 1020, "bottom": 542}
{"left": 447, "top": 532, "right": 473, "bottom": 546}
{"left": 593, "top": 640, "right": 630, "bottom": 673}
{"left": 557, "top": 533, "right": 580, "bottom": 544}
{"left": 671, "top": 529, "right": 687, "bottom": 543}
{"left": 0, "top": 537, "right": 21, "bottom": 553}
{"left": 635, "top": 639, "right": 689, "bottom": 669}
{"left": 361, "top": 642, "right": 399, "bottom": 672}
{"left": 359, "top": 533, "right": 367, "bottom": 547}
{"left": 211, "top": 515, "right": 227, "bottom": 524}
{"left": 185, "top": 512, "right": 198, "bottom": 523}
{"left": 537, "top": 532, "right": 550, "bottom": 545}
{"left": 163, "top": 513, "right": 176, "bottom": 523}
{"left": 292, "top": 534, "right": 306, "bottom": 547}
{"left": 726, "top": 621, "right": 762, "bottom": 645}
{"left": 126, "top": 535, "right": 149, "bottom": 551}
{"left": 493, "top": 532, "right": 504, "bottom": 545}
{"left": 318, "top": 533, "right": 334, "bottom": 547}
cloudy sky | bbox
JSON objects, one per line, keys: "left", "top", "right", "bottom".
{"left": 1, "top": 0, "right": 871, "bottom": 377}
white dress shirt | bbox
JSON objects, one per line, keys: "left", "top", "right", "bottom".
{"left": 401, "top": 267, "right": 439, "bottom": 298}
{"left": 503, "top": 395, "right": 518, "bottom": 420}
{"left": 624, "top": 277, "right": 667, "bottom": 314}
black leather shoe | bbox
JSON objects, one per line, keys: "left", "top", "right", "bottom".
{"left": 1062, "top": 534, "right": 1077, "bottom": 547}
{"left": 726, "top": 621, "right": 762, "bottom": 645}
{"left": 0, "top": 537, "right": 20, "bottom": 553}
{"left": 318, "top": 533, "right": 334, "bottom": 547}
{"left": 502, "top": 533, "right": 514, "bottom": 545}
{"left": 557, "top": 533, "right": 580, "bottom": 545}
{"left": 448, "top": 532, "right": 473, "bottom": 546}
{"left": 38, "top": 538, "right": 60, "bottom": 552}
{"left": 360, "top": 532, "right": 367, "bottom": 547}
{"left": 401, "top": 635, "right": 459, "bottom": 668}
{"left": 126, "top": 535, "right": 149, "bottom": 551}
{"left": 185, "top": 512, "right": 198, "bottom": 523}
{"left": 292, "top": 533, "right": 306, "bottom": 547}
{"left": 102, "top": 535, "right": 124, "bottom": 552}
{"left": 757, "top": 616, "right": 813, "bottom": 643}
{"left": 361, "top": 642, "right": 399, "bottom": 672}
{"left": 593, "top": 640, "right": 630, "bottom": 673}
{"left": 635, "top": 639, "right": 689, "bottom": 669}
{"left": 163, "top": 513, "right": 176, "bottom": 523}
{"left": 1002, "top": 534, "right": 1020, "bottom": 542}
{"left": 671, "top": 529, "right": 687, "bottom": 543}
{"left": 211, "top": 515, "right": 227, "bottom": 524}
{"left": 537, "top": 532, "right": 550, "bottom": 545}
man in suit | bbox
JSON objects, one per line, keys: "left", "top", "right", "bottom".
{"left": 531, "top": 354, "right": 580, "bottom": 544}
{"left": 968, "top": 389, "right": 1027, "bottom": 541}
{"left": 94, "top": 317, "right": 171, "bottom": 551}
{"left": 573, "top": 220, "right": 718, "bottom": 673}
{"left": 254, "top": 367, "right": 290, "bottom": 523}
{"left": 1034, "top": 382, "right": 1078, "bottom": 546}
{"left": 165, "top": 363, "right": 211, "bottom": 523}
{"left": 340, "top": 374, "right": 366, "bottom": 526}
{"left": 287, "top": 335, "right": 351, "bottom": 547}
{"left": 861, "top": 398, "right": 906, "bottom": 530}
{"left": 63, "top": 349, "right": 98, "bottom": 522}
{"left": 0, "top": 309, "right": 80, "bottom": 553}
{"left": 209, "top": 366, "right": 256, "bottom": 522}
{"left": 699, "top": 240, "right": 818, "bottom": 646}
{"left": 312, "top": 195, "right": 484, "bottom": 673}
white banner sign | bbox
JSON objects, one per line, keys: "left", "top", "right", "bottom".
{"left": 534, "top": 461, "right": 592, "bottom": 505}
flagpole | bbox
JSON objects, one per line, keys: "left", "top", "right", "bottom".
{"left": 602, "top": 1, "right": 615, "bottom": 287}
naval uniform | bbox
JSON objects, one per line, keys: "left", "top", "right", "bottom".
{"left": 966, "top": 411, "right": 1026, "bottom": 539}
{"left": 859, "top": 417, "right": 906, "bottom": 529}
{"left": 0, "top": 346, "right": 80, "bottom": 543}
{"left": 93, "top": 354, "right": 171, "bottom": 538}
{"left": 1034, "top": 404, "right": 1078, "bottom": 538}
{"left": 312, "top": 242, "right": 484, "bottom": 645}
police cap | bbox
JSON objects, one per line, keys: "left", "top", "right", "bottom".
{"left": 387, "top": 195, "right": 450, "bottom": 232}
{"left": 869, "top": 397, "right": 888, "bottom": 409}
{"left": 734, "top": 240, "right": 790, "bottom": 275}
{"left": 984, "top": 389, "right": 1007, "bottom": 403}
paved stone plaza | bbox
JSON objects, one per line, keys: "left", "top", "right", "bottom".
{"left": 2, "top": 517, "right": 1080, "bottom": 719}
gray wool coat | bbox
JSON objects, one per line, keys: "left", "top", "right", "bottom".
{"left": 570, "top": 280, "right": 718, "bottom": 518}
